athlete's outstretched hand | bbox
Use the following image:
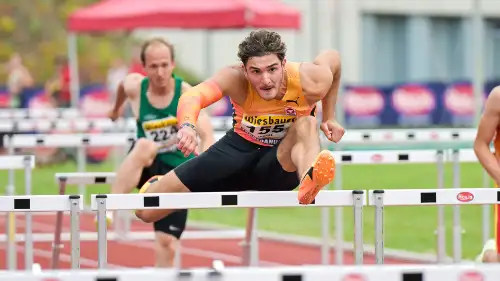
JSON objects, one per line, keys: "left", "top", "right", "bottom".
{"left": 177, "top": 124, "right": 198, "bottom": 157}
{"left": 320, "top": 119, "right": 345, "bottom": 143}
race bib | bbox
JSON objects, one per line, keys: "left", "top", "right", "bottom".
{"left": 142, "top": 117, "right": 178, "bottom": 153}
{"left": 240, "top": 114, "right": 296, "bottom": 145}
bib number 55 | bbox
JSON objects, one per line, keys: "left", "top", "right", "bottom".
{"left": 245, "top": 124, "right": 285, "bottom": 135}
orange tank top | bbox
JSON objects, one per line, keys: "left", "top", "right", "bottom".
{"left": 231, "top": 62, "right": 315, "bottom": 147}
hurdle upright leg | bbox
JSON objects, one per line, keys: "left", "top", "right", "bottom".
{"left": 96, "top": 194, "right": 108, "bottom": 269}
{"left": 23, "top": 156, "right": 33, "bottom": 270}
{"left": 242, "top": 207, "right": 259, "bottom": 267}
{"left": 352, "top": 190, "right": 364, "bottom": 265}
{"left": 51, "top": 178, "right": 67, "bottom": 269}
{"left": 436, "top": 150, "right": 446, "bottom": 263}
{"left": 482, "top": 169, "right": 490, "bottom": 245}
{"left": 69, "top": 195, "right": 81, "bottom": 269}
{"left": 76, "top": 146, "right": 87, "bottom": 208}
{"left": 334, "top": 162, "right": 344, "bottom": 265}
{"left": 6, "top": 137, "right": 16, "bottom": 270}
{"left": 249, "top": 208, "right": 259, "bottom": 267}
{"left": 451, "top": 149, "right": 462, "bottom": 263}
{"left": 241, "top": 209, "right": 251, "bottom": 266}
{"left": 320, "top": 206, "right": 330, "bottom": 265}
{"left": 373, "top": 190, "right": 384, "bottom": 264}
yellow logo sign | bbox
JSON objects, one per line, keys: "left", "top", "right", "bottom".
{"left": 242, "top": 115, "right": 296, "bottom": 126}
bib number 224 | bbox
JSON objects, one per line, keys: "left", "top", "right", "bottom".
{"left": 150, "top": 127, "right": 176, "bottom": 142}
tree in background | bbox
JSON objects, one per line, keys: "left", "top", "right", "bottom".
{"left": 0, "top": 0, "right": 200, "bottom": 86}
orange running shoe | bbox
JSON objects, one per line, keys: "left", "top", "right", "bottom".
{"left": 298, "top": 150, "right": 336, "bottom": 204}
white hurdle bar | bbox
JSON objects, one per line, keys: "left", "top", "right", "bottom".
{"left": 1, "top": 264, "right": 499, "bottom": 281}
{"left": 0, "top": 116, "right": 234, "bottom": 133}
{"left": 4, "top": 133, "right": 135, "bottom": 208}
{"left": 0, "top": 108, "right": 81, "bottom": 119}
{"left": 0, "top": 118, "right": 136, "bottom": 133}
{"left": 337, "top": 127, "right": 478, "bottom": 144}
{"left": 368, "top": 188, "right": 500, "bottom": 264}
{"left": 0, "top": 111, "right": 481, "bottom": 142}
{"left": 0, "top": 194, "right": 83, "bottom": 271}
{"left": 329, "top": 149, "right": 484, "bottom": 264}
{"left": 91, "top": 190, "right": 366, "bottom": 269}
{"left": 52, "top": 172, "right": 247, "bottom": 269}
{"left": 4, "top": 131, "right": 227, "bottom": 206}
{"left": 0, "top": 155, "right": 35, "bottom": 271}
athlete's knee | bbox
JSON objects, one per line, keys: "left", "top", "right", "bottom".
{"left": 132, "top": 138, "right": 157, "bottom": 166}
{"left": 294, "top": 116, "right": 318, "bottom": 136}
{"left": 135, "top": 210, "right": 157, "bottom": 223}
{"left": 483, "top": 250, "right": 499, "bottom": 263}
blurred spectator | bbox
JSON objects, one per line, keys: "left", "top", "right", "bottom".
{"left": 128, "top": 45, "right": 147, "bottom": 76}
{"left": 5, "top": 53, "right": 33, "bottom": 108}
{"left": 128, "top": 57, "right": 146, "bottom": 76}
{"left": 45, "top": 55, "right": 71, "bottom": 108}
{"left": 106, "top": 58, "right": 128, "bottom": 102}
{"left": 107, "top": 57, "right": 131, "bottom": 118}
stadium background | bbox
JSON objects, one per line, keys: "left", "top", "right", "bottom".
{"left": 1, "top": 0, "right": 499, "bottom": 265}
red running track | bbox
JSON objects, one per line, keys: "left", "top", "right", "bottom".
{"left": 0, "top": 213, "right": 417, "bottom": 270}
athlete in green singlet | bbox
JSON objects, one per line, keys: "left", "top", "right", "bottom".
{"left": 108, "top": 38, "right": 215, "bottom": 267}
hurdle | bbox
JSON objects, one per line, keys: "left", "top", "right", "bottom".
{"left": 317, "top": 127, "right": 484, "bottom": 265}
{"left": 4, "top": 131, "right": 226, "bottom": 204}
{"left": 0, "top": 155, "right": 35, "bottom": 270}
{"left": 0, "top": 108, "right": 81, "bottom": 119}
{"left": 337, "top": 127, "right": 477, "bottom": 143}
{"left": 368, "top": 187, "right": 500, "bottom": 264}
{"left": 2, "top": 263, "right": 500, "bottom": 281}
{"left": 4, "top": 133, "right": 134, "bottom": 206}
{"left": 330, "top": 149, "right": 483, "bottom": 264}
{"left": 51, "top": 172, "right": 247, "bottom": 269}
{"left": 91, "top": 190, "right": 366, "bottom": 268}
{"left": 0, "top": 194, "right": 82, "bottom": 271}
{"left": 0, "top": 118, "right": 135, "bottom": 133}
{"left": 0, "top": 116, "right": 234, "bottom": 133}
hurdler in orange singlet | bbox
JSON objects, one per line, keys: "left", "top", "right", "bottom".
{"left": 134, "top": 30, "right": 344, "bottom": 225}
{"left": 233, "top": 62, "right": 314, "bottom": 147}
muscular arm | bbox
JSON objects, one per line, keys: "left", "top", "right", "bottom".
{"left": 181, "top": 82, "right": 215, "bottom": 153}
{"left": 311, "top": 50, "right": 341, "bottom": 121}
{"left": 474, "top": 87, "right": 500, "bottom": 184}
{"left": 177, "top": 66, "right": 243, "bottom": 128}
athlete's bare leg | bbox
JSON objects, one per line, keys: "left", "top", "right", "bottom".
{"left": 154, "top": 232, "right": 179, "bottom": 267}
{"left": 277, "top": 116, "right": 335, "bottom": 204}
{"left": 135, "top": 170, "right": 189, "bottom": 223}
{"left": 482, "top": 250, "right": 500, "bottom": 262}
{"left": 98, "top": 139, "right": 158, "bottom": 224}
{"left": 476, "top": 239, "right": 499, "bottom": 263}
{"left": 277, "top": 116, "right": 320, "bottom": 174}
{"left": 111, "top": 139, "right": 158, "bottom": 194}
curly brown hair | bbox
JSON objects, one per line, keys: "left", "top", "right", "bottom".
{"left": 237, "top": 29, "right": 287, "bottom": 65}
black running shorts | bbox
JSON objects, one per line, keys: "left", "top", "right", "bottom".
{"left": 173, "top": 129, "right": 299, "bottom": 192}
